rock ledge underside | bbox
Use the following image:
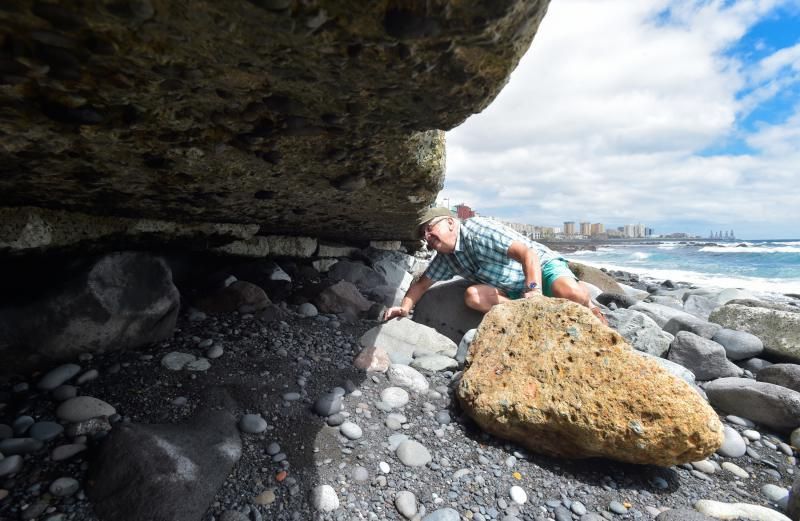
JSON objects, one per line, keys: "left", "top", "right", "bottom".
{"left": 0, "top": 0, "right": 549, "bottom": 253}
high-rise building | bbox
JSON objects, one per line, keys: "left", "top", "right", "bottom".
{"left": 563, "top": 221, "right": 575, "bottom": 236}
{"left": 580, "top": 222, "right": 591, "bottom": 236}
{"left": 591, "top": 223, "right": 605, "bottom": 236}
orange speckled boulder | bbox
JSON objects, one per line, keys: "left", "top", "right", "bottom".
{"left": 457, "top": 297, "right": 723, "bottom": 466}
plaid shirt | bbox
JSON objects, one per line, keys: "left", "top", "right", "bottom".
{"left": 423, "top": 217, "right": 561, "bottom": 294}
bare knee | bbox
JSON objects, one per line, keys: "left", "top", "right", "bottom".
{"left": 552, "top": 280, "right": 590, "bottom": 306}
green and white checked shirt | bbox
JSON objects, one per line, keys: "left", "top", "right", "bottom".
{"left": 423, "top": 217, "right": 561, "bottom": 294}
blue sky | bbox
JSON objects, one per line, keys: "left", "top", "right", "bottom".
{"left": 441, "top": 0, "right": 800, "bottom": 239}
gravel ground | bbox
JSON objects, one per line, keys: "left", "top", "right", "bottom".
{"left": 0, "top": 306, "right": 796, "bottom": 521}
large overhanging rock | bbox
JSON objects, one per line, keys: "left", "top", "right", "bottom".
{"left": 0, "top": 1, "right": 550, "bottom": 252}
{"left": 457, "top": 297, "right": 724, "bottom": 466}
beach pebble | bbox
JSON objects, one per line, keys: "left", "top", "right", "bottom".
{"left": 509, "top": 485, "right": 527, "bottom": 505}
{"left": 49, "top": 477, "right": 80, "bottom": 497}
{"left": 12, "top": 416, "right": 34, "bottom": 435}
{"left": 29, "top": 422, "right": 63, "bottom": 442}
{"left": 742, "top": 429, "right": 761, "bottom": 441}
{"left": 387, "top": 364, "right": 430, "bottom": 393}
{"left": 0, "top": 424, "right": 12, "bottom": 440}
{"left": 254, "top": 489, "right": 276, "bottom": 505}
{"left": 379, "top": 461, "right": 391, "bottom": 474}
{"left": 695, "top": 499, "right": 791, "bottom": 521}
{"left": 395, "top": 490, "right": 417, "bottom": 519}
{"left": 726, "top": 415, "right": 755, "bottom": 428}
{"left": 339, "top": 421, "right": 362, "bottom": 440}
{"left": 381, "top": 387, "right": 409, "bottom": 409}
{"left": 609, "top": 500, "right": 628, "bottom": 514}
{"left": 51, "top": 444, "right": 87, "bottom": 461}
{"left": 691, "top": 459, "right": 716, "bottom": 474}
{"left": 0, "top": 438, "right": 43, "bottom": 455}
{"left": 396, "top": 440, "right": 431, "bottom": 467}
{"left": 160, "top": 352, "right": 196, "bottom": 371}
{"left": 0, "top": 455, "right": 23, "bottom": 476}
{"left": 76, "top": 369, "right": 99, "bottom": 384}
{"left": 56, "top": 396, "right": 116, "bottom": 422}
{"left": 266, "top": 442, "right": 281, "bottom": 455}
{"left": 52, "top": 385, "right": 77, "bottom": 401}
{"left": 206, "top": 344, "right": 224, "bottom": 359}
{"left": 791, "top": 427, "right": 800, "bottom": 449}
{"left": 421, "top": 508, "right": 460, "bottom": 521}
{"left": 314, "top": 392, "right": 343, "bottom": 416}
{"left": 722, "top": 461, "right": 749, "bottom": 478}
{"left": 185, "top": 358, "right": 211, "bottom": 371}
{"left": 761, "top": 484, "right": 790, "bottom": 508}
{"left": 298, "top": 303, "right": 318, "bottom": 317}
{"left": 352, "top": 466, "right": 369, "bottom": 482}
{"left": 38, "top": 364, "right": 81, "bottom": 390}
{"left": 717, "top": 425, "right": 746, "bottom": 457}
{"left": 326, "top": 413, "right": 345, "bottom": 427}
{"left": 238, "top": 414, "right": 268, "bottom": 434}
{"left": 310, "top": 484, "right": 339, "bottom": 512}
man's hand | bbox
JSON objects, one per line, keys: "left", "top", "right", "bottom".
{"left": 383, "top": 306, "right": 409, "bottom": 321}
{"left": 523, "top": 289, "right": 544, "bottom": 299}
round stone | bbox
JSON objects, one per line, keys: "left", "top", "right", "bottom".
{"left": 352, "top": 466, "right": 369, "bottom": 482}
{"left": 339, "top": 421, "right": 362, "bottom": 440}
{"left": 717, "top": 425, "right": 746, "bottom": 458}
{"left": 326, "top": 413, "right": 345, "bottom": 427}
{"left": 381, "top": 387, "right": 409, "bottom": 409}
{"left": 298, "top": 303, "right": 318, "bottom": 317}
{"left": 761, "top": 484, "right": 789, "bottom": 507}
{"left": 742, "top": 429, "right": 761, "bottom": 441}
{"left": 421, "top": 507, "right": 460, "bottom": 521}
{"left": 254, "top": 489, "right": 276, "bottom": 505}
{"left": 395, "top": 491, "right": 417, "bottom": 519}
{"left": 56, "top": 396, "right": 116, "bottom": 422}
{"left": 314, "top": 392, "right": 343, "bottom": 416}
{"left": 435, "top": 411, "right": 451, "bottom": 425}
{"left": 52, "top": 385, "right": 77, "bottom": 401}
{"left": 38, "top": 364, "right": 82, "bottom": 390}
{"left": 49, "top": 477, "right": 80, "bottom": 497}
{"left": 571, "top": 501, "right": 587, "bottom": 515}
{"left": 310, "top": 484, "right": 339, "bottom": 512}
{"left": 76, "top": 369, "right": 99, "bottom": 384}
{"left": 791, "top": 427, "right": 800, "bottom": 449}
{"left": 282, "top": 392, "right": 301, "bottom": 401}
{"left": 721, "top": 461, "right": 749, "bottom": 478}
{"left": 206, "top": 344, "right": 224, "bottom": 359}
{"left": 609, "top": 501, "right": 628, "bottom": 514}
{"left": 266, "top": 442, "right": 281, "bottom": 455}
{"left": 396, "top": 440, "right": 431, "bottom": 467}
{"left": 0, "top": 424, "right": 12, "bottom": 440}
{"left": 691, "top": 459, "right": 715, "bottom": 474}
{"left": 387, "top": 365, "right": 430, "bottom": 393}
{"left": 12, "top": 416, "right": 34, "bottom": 435}
{"left": 509, "top": 486, "right": 527, "bottom": 505}
{"left": 238, "top": 414, "right": 268, "bottom": 434}
{"left": 160, "top": 352, "right": 196, "bottom": 371}
{"left": 51, "top": 444, "right": 87, "bottom": 462}
{"left": 29, "top": 422, "right": 64, "bottom": 442}
{"left": 186, "top": 358, "right": 211, "bottom": 371}
{"left": 0, "top": 438, "right": 43, "bottom": 455}
{"left": 0, "top": 455, "right": 23, "bottom": 476}
{"left": 379, "top": 461, "right": 391, "bottom": 474}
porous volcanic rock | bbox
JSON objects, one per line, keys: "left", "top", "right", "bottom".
{"left": 0, "top": 1, "right": 550, "bottom": 251}
{"left": 457, "top": 297, "right": 723, "bottom": 466}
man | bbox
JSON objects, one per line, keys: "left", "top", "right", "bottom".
{"left": 383, "top": 208, "right": 607, "bottom": 324}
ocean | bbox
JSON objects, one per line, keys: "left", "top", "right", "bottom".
{"left": 563, "top": 239, "right": 800, "bottom": 297}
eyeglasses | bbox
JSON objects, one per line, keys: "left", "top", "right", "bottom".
{"left": 421, "top": 217, "right": 448, "bottom": 238}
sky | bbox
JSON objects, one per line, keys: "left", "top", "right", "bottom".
{"left": 441, "top": 0, "right": 800, "bottom": 240}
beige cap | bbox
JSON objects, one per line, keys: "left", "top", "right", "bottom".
{"left": 415, "top": 207, "right": 452, "bottom": 238}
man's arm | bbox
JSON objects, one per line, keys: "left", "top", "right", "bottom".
{"left": 383, "top": 275, "right": 435, "bottom": 320}
{"left": 507, "top": 241, "right": 543, "bottom": 298}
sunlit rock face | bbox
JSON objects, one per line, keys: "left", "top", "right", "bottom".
{"left": 0, "top": 1, "right": 549, "bottom": 251}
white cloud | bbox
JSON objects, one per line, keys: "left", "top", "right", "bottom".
{"left": 442, "top": 0, "right": 800, "bottom": 238}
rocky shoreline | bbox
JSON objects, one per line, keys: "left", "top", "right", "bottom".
{"left": 1, "top": 248, "right": 799, "bottom": 521}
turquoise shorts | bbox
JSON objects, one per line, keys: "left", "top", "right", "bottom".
{"left": 507, "top": 258, "right": 577, "bottom": 298}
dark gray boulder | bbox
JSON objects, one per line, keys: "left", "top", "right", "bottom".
{"left": 757, "top": 364, "right": 800, "bottom": 393}
{"left": 663, "top": 315, "right": 722, "bottom": 339}
{"left": 413, "top": 278, "right": 484, "bottom": 343}
{"left": 667, "top": 332, "right": 740, "bottom": 381}
{"left": 0, "top": 252, "right": 179, "bottom": 374}
{"left": 739, "top": 357, "right": 773, "bottom": 374}
{"left": 705, "top": 377, "right": 800, "bottom": 432}
{"left": 327, "top": 260, "right": 387, "bottom": 293}
{"left": 88, "top": 401, "right": 241, "bottom": 521}
{"left": 711, "top": 328, "right": 763, "bottom": 361}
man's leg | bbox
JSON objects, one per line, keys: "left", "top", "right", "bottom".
{"left": 549, "top": 276, "right": 609, "bottom": 325}
{"left": 464, "top": 284, "right": 510, "bottom": 313}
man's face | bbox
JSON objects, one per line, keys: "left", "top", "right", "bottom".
{"left": 422, "top": 217, "right": 457, "bottom": 253}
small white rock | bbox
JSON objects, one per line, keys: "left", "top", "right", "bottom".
{"left": 310, "top": 484, "right": 339, "bottom": 512}
{"left": 509, "top": 485, "right": 527, "bottom": 505}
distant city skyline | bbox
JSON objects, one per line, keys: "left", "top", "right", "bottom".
{"left": 439, "top": 1, "right": 800, "bottom": 241}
